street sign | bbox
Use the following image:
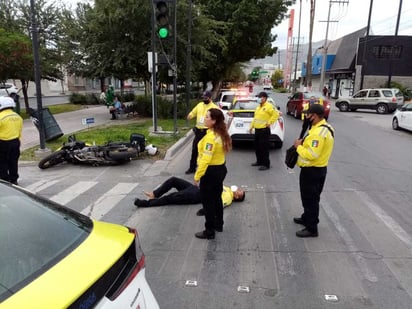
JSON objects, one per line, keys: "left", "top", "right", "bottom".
{"left": 82, "top": 117, "right": 95, "bottom": 125}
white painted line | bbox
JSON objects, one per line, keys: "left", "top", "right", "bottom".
{"left": 25, "top": 179, "right": 60, "bottom": 193}
{"left": 356, "top": 191, "right": 412, "bottom": 252}
{"left": 81, "top": 183, "right": 138, "bottom": 219}
{"left": 50, "top": 181, "right": 98, "bottom": 205}
{"left": 322, "top": 200, "right": 378, "bottom": 282}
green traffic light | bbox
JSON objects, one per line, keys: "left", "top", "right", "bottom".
{"left": 158, "top": 27, "right": 169, "bottom": 39}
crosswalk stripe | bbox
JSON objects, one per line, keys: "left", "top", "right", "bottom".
{"left": 50, "top": 181, "right": 98, "bottom": 205}
{"left": 25, "top": 179, "right": 60, "bottom": 193}
{"left": 81, "top": 182, "right": 139, "bottom": 220}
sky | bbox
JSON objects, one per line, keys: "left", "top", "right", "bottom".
{"left": 273, "top": 0, "right": 412, "bottom": 49}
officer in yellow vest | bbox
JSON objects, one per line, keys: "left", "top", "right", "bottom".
{"left": 299, "top": 95, "right": 323, "bottom": 139}
{"left": 293, "top": 104, "right": 334, "bottom": 237}
{"left": 249, "top": 91, "right": 279, "bottom": 170}
{"left": 0, "top": 97, "right": 23, "bottom": 185}
{"left": 185, "top": 90, "right": 219, "bottom": 174}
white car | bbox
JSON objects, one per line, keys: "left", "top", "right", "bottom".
{"left": 226, "top": 97, "right": 284, "bottom": 148}
{"left": 0, "top": 83, "right": 19, "bottom": 97}
{"left": 217, "top": 88, "right": 251, "bottom": 110}
{"left": 392, "top": 102, "right": 412, "bottom": 131}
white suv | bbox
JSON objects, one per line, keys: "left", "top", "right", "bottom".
{"left": 335, "top": 88, "right": 404, "bottom": 114}
{"left": 0, "top": 83, "right": 19, "bottom": 97}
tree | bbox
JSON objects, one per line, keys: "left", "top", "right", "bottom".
{"left": 196, "top": 0, "right": 292, "bottom": 89}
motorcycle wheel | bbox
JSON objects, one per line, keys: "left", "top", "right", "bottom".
{"left": 38, "top": 150, "right": 66, "bottom": 169}
{"left": 108, "top": 147, "right": 138, "bottom": 161}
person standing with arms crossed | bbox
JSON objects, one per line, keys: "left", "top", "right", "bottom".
{"left": 0, "top": 97, "right": 23, "bottom": 185}
{"left": 293, "top": 104, "right": 334, "bottom": 237}
{"left": 194, "top": 108, "right": 232, "bottom": 239}
{"left": 249, "top": 91, "right": 279, "bottom": 171}
{"left": 185, "top": 90, "right": 218, "bottom": 174}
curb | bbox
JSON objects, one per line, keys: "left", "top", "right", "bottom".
{"left": 163, "top": 130, "right": 193, "bottom": 161}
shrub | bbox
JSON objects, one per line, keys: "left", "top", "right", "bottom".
{"left": 69, "top": 93, "right": 86, "bottom": 104}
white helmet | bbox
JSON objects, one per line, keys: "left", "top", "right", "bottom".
{"left": 0, "top": 97, "right": 16, "bottom": 111}
{"left": 145, "top": 144, "right": 158, "bottom": 156}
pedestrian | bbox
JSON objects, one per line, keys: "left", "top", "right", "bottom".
{"left": 194, "top": 108, "right": 232, "bottom": 239}
{"left": 293, "top": 104, "right": 334, "bottom": 237}
{"left": 105, "top": 85, "right": 114, "bottom": 108}
{"left": 249, "top": 91, "right": 279, "bottom": 170}
{"left": 185, "top": 90, "right": 219, "bottom": 174}
{"left": 0, "top": 97, "right": 23, "bottom": 185}
{"left": 322, "top": 86, "right": 328, "bottom": 97}
{"left": 133, "top": 176, "right": 245, "bottom": 212}
{"left": 109, "top": 96, "right": 123, "bottom": 120}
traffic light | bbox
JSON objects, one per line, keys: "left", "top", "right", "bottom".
{"left": 154, "top": 0, "right": 170, "bottom": 39}
{"left": 251, "top": 70, "right": 259, "bottom": 79}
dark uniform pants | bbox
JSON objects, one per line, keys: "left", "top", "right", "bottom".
{"left": 149, "top": 177, "right": 200, "bottom": 206}
{"left": 0, "top": 139, "right": 20, "bottom": 183}
{"left": 254, "top": 127, "right": 270, "bottom": 168}
{"left": 199, "top": 164, "right": 227, "bottom": 232}
{"left": 299, "top": 166, "right": 327, "bottom": 233}
{"left": 189, "top": 128, "right": 207, "bottom": 171}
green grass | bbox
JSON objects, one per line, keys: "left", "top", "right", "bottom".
{"left": 20, "top": 104, "right": 85, "bottom": 120}
{"left": 20, "top": 118, "right": 193, "bottom": 161}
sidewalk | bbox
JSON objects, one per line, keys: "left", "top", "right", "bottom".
{"left": 21, "top": 105, "right": 122, "bottom": 151}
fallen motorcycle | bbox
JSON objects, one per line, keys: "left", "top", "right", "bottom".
{"left": 38, "top": 133, "right": 146, "bottom": 169}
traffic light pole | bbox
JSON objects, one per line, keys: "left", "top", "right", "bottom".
{"left": 30, "top": 0, "right": 46, "bottom": 151}
{"left": 151, "top": 1, "right": 158, "bottom": 132}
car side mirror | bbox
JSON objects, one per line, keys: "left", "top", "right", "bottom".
{"left": 400, "top": 107, "right": 407, "bottom": 111}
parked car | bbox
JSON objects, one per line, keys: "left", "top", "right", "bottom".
{"left": 0, "top": 83, "right": 19, "bottom": 97}
{"left": 263, "top": 84, "right": 273, "bottom": 91}
{"left": 392, "top": 102, "right": 412, "bottom": 131}
{"left": 335, "top": 88, "right": 404, "bottom": 114}
{"left": 286, "top": 91, "right": 331, "bottom": 120}
{"left": 217, "top": 88, "right": 250, "bottom": 110}
{"left": 226, "top": 97, "right": 284, "bottom": 148}
{"left": 0, "top": 180, "right": 159, "bottom": 309}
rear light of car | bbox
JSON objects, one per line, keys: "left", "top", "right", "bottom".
{"left": 108, "top": 227, "right": 145, "bottom": 301}
{"left": 324, "top": 103, "right": 330, "bottom": 110}
{"left": 392, "top": 97, "right": 397, "bottom": 103}
{"left": 278, "top": 118, "right": 284, "bottom": 130}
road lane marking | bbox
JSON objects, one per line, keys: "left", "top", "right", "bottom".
{"left": 322, "top": 200, "right": 378, "bottom": 282}
{"left": 81, "top": 182, "right": 138, "bottom": 219}
{"left": 356, "top": 191, "right": 412, "bottom": 252}
{"left": 25, "top": 179, "right": 60, "bottom": 193}
{"left": 50, "top": 181, "right": 98, "bottom": 205}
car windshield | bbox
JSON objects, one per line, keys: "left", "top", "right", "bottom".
{"left": 303, "top": 92, "right": 325, "bottom": 100}
{"left": 221, "top": 94, "right": 235, "bottom": 102}
{"left": 0, "top": 183, "right": 92, "bottom": 300}
{"left": 231, "top": 99, "right": 260, "bottom": 110}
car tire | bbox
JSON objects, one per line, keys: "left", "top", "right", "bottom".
{"left": 376, "top": 103, "right": 388, "bottom": 114}
{"left": 392, "top": 117, "right": 399, "bottom": 130}
{"left": 338, "top": 102, "right": 349, "bottom": 112}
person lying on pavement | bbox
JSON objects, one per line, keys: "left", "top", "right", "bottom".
{"left": 133, "top": 176, "right": 245, "bottom": 215}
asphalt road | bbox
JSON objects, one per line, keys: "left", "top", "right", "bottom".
{"left": 17, "top": 89, "right": 412, "bottom": 308}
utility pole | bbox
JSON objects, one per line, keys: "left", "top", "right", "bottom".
{"left": 30, "top": 0, "right": 46, "bottom": 151}
{"left": 387, "top": 0, "right": 403, "bottom": 87}
{"left": 185, "top": 0, "right": 192, "bottom": 126}
{"left": 293, "top": 0, "right": 303, "bottom": 93}
{"left": 319, "top": 0, "right": 349, "bottom": 92}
